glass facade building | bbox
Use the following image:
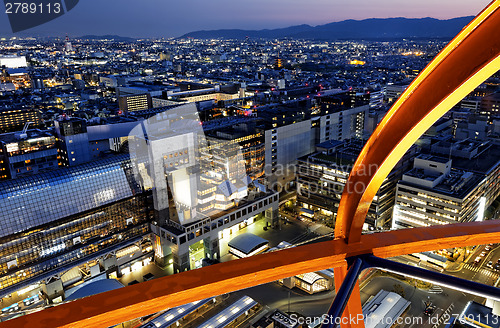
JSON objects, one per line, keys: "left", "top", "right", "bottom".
{"left": 0, "top": 154, "right": 152, "bottom": 295}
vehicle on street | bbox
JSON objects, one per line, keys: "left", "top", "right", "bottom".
{"left": 424, "top": 305, "right": 437, "bottom": 316}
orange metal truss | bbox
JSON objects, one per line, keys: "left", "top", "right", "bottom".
{"left": 335, "top": 0, "right": 500, "bottom": 244}
{"left": 1, "top": 220, "right": 500, "bottom": 328}
{"left": 0, "top": 1, "right": 499, "bottom": 327}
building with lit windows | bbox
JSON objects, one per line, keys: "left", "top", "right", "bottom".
{"left": 297, "top": 139, "right": 416, "bottom": 229}
{"left": 393, "top": 145, "right": 500, "bottom": 229}
{"left": 314, "top": 105, "right": 368, "bottom": 144}
{"left": 0, "top": 129, "right": 57, "bottom": 180}
{"left": 278, "top": 269, "right": 334, "bottom": 295}
{"left": 0, "top": 154, "right": 153, "bottom": 301}
{"left": 129, "top": 104, "right": 280, "bottom": 273}
{"left": 54, "top": 118, "right": 91, "bottom": 166}
{"left": 479, "top": 91, "right": 500, "bottom": 119}
{"left": 0, "top": 109, "right": 43, "bottom": 133}
{"left": 54, "top": 117, "right": 139, "bottom": 167}
{"left": 316, "top": 89, "right": 370, "bottom": 112}
{"left": 205, "top": 123, "right": 265, "bottom": 180}
{"left": 257, "top": 96, "right": 370, "bottom": 187}
{"left": 384, "top": 83, "right": 409, "bottom": 104}
{"left": 118, "top": 93, "right": 153, "bottom": 112}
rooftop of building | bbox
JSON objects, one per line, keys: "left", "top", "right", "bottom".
{"left": 141, "top": 299, "right": 211, "bottom": 328}
{"left": 404, "top": 167, "right": 442, "bottom": 181}
{"left": 429, "top": 140, "right": 500, "bottom": 175}
{"left": 197, "top": 296, "right": 257, "bottom": 328}
{"left": 65, "top": 279, "right": 124, "bottom": 301}
{"left": 401, "top": 167, "right": 484, "bottom": 199}
{"left": 316, "top": 139, "right": 343, "bottom": 150}
{"left": 416, "top": 153, "right": 451, "bottom": 164}
{"left": 228, "top": 233, "right": 269, "bottom": 255}
{"left": 362, "top": 290, "right": 410, "bottom": 328}
{"left": 307, "top": 153, "right": 355, "bottom": 168}
{"left": 0, "top": 153, "right": 140, "bottom": 239}
{"left": 299, "top": 139, "right": 365, "bottom": 169}
{"left": 0, "top": 129, "right": 54, "bottom": 144}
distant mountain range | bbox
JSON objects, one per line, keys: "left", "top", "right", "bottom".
{"left": 78, "top": 35, "right": 134, "bottom": 41}
{"left": 180, "top": 16, "right": 474, "bottom": 40}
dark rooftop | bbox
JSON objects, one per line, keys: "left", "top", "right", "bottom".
{"left": 0, "top": 129, "right": 54, "bottom": 144}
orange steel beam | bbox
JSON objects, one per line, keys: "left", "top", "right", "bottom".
{"left": 3, "top": 2, "right": 500, "bottom": 328}
{"left": 2, "top": 220, "right": 500, "bottom": 328}
{"left": 334, "top": 264, "right": 364, "bottom": 328}
{"left": 334, "top": 0, "right": 500, "bottom": 243}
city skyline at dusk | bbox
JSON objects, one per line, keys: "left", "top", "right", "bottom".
{"left": 0, "top": 0, "right": 493, "bottom": 37}
{"left": 0, "top": 1, "right": 499, "bottom": 327}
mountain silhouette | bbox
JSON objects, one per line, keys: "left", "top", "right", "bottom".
{"left": 180, "top": 16, "right": 474, "bottom": 40}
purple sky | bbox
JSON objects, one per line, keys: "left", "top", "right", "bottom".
{"left": 0, "top": 0, "right": 492, "bottom": 38}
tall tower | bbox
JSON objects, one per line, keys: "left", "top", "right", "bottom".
{"left": 65, "top": 35, "right": 73, "bottom": 53}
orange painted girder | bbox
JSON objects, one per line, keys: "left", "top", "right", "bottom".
{"left": 2, "top": 220, "right": 500, "bottom": 328}
{"left": 335, "top": 0, "right": 500, "bottom": 243}
{"left": 334, "top": 265, "right": 365, "bottom": 328}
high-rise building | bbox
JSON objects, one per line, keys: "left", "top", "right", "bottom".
{"left": 128, "top": 104, "right": 280, "bottom": 272}
{"left": 393, "top": 142, "right": 500, "bottom": 229}
{"left": 384, "top": 83, "right": 409, "bottom": 104}
{"left": 297, "top": 139, "right": 416, "bottom": 229}
{"left": 64, "top": 36, "right": 73, "bottom": 53}
{"left": 118, "top": 93, "right": 153, "bottom": 112}
{"left": 0, "top": 109, "right": 43, "bottom": 133}
{"left": 315, "top": 105, "right": 369, "bottom": 143}
{"left": 479, "top": 91, "right": 500, "bottom": 119}
{"left": 54, "top": 118, "right": 91, "bottom": 166}
{"left": 206, "top": 123, "right": 265, "bottom": 180}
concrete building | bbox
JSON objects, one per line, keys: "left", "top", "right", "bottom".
{"left": 455, "top": 116, "right": 490, "bottom": 140}
{"left": 0, "top": 56, "right": 27, "bottom": 69}
{"left": 54, "top": 117, "right": 139, "bottom": 167}
{"left": 206, "top": 123, "right": 265, "bottom": 180}
{"left": 54, "top": 118, "right": 91, "bottom": 166}
{"left": 480, "top": 91, "right": 500, "bottom": 119}
{"left": 384, "top": 83, "right": 408, "bottom": 103}
{"left": 393, "top": 143, "right": 500, "bottom": 229}
{"left": 118, "top": 93, "right": 153, "bottom": 112}
{"left": 264, "top": 119, "right": 315, "bottom": 186}
{"left": 129, "top": 104, "right": 280, "bottom": 273}
{"left": 297, "top": 139, "right": 416, "bottom": 229}
{"left": 314, "top": 105, "right": 369, "bottom": 144}
{"left": 0, "top": 109, "right": 43, "bottom": 133}
{"left": 0, "top": 129, "right": 58, "bottom": 180}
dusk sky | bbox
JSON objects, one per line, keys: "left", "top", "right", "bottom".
{"left": 0, "top": 0, "right": 492, "bottom": 38}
